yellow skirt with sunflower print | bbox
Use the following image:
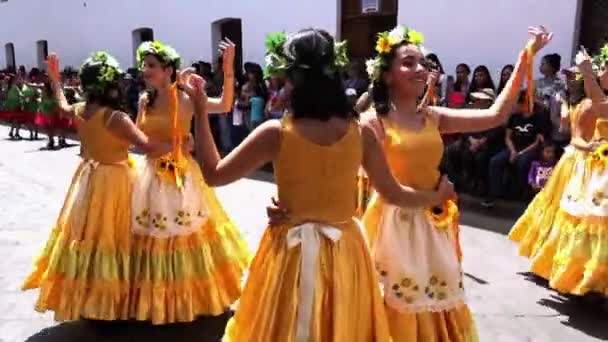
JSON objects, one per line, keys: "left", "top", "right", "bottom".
{"left": 529, "top": 154, "right": 608, "bottom": 295}
{"left": 508, "top": 146, "right": 582, "bottom": 258}
{"left": 22, "top": 159, "right": 135, "bottom": 321}
{"left": 129, "top": 155, "right": 250, "bottom": 324}
{"left": 363, "top": 194, "right": 478, "bottom": 342}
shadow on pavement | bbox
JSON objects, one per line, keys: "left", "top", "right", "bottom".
{"left": 538, "top": 294, "right": 608, "bottom": 341}
{"left": 26, "top": 311, "right": 232, "bottom": 342}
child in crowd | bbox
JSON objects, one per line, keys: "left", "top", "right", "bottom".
{"left": 231, "top": 87, "right": 248, "bottom": 146}
{"left": 528, "top": 142, "right": 557, "bottom": 192}
{"left": 249, "top": 84, "right": 265, "bottom": 130}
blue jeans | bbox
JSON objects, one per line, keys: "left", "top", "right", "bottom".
{"left": 488, "top": 148, "right": 537, "bottom": 199}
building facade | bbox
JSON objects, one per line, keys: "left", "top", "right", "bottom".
{"left": 0, "top": 0, "right": 590, "bottom": 79}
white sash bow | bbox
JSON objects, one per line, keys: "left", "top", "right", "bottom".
{"left": 286, "top": 222, "right": 342, "bottom": 342}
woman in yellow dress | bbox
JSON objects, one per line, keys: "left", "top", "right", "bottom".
{"left": 509, "top": 72, "right": 593, "bottom": 262}
{"left": 128, "top": 40, "right": 250, "bottom": 324}
{"left": 361, "top": 25, "right": 552, "bottom": 341}
{"left": 192, "top": 28, "right": 454, "bottom": 341}
{"left": 526, "top": 45, "right": 608, "bottom": 297}
{"left": 21, "top": 52, "right": 172, "bottom": 321}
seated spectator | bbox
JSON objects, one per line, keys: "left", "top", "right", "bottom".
{"left": 459, "top": 88, "right": 504, "bottom": 196}
{"left": 484, "top": 92, "right": 545, "bottom": 207}
{"left": 466, "top": 65, "right": 495, "bottom": 103}
{"left": 443, "top": 88, "right": 502, "bottom": 194}
{"left": 535, "top": 53, "right": 567, "bottom": 148}
{"left": 528, "top": 142, "right": 557, "bottom": 193}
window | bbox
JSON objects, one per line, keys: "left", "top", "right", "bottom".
{"left": 361, "top": 0, "right": 379, "bottom": 13}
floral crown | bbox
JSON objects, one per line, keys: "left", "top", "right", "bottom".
{"left": 366, "top": 25, "right": 425, "bottom": 82}
{"left": 79, "top": 51, "right": 122, "bottom": 96}
{"left": 264, "top": 31, "right": 349, "bottom": 78}
{"left": 136, "top": 40, "right": 182, "bottom": 70}
{"left": 592, "top": 44, "right": 608, "bottom": 71}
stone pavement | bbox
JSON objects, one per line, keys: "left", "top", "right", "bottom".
{"left": 0, "top": 136, "right": 606, "bottom": 342}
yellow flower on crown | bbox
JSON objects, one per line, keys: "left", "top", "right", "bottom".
{"left": 407, "top": 29, "right": 424, "bottom": 46}
{"left": 376, "top": 36, "right": 392, "bottom": 54}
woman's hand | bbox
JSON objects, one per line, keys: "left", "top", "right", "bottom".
{"left": 575, "top": 46, "right": 594, "bottom": 78}
{"left": 178, "top": 69, "right": 208, "bottom": 104}
{"left": 436, "top": 175, "right": 455, "bottom": 204}
{"left": 527, "top": 26, "right": 553, "bottom": 55}
{"left": 219, "top": 38, "right": 236, "bottom": 76}
{"left": 266, "top": 197, "right": 289, "bottom": 226}
{"left": 45, "top": 53, "right": 61, "bottom": 83}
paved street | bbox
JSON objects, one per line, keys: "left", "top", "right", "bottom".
{"left": 0, "top": 136, "right": 606, "bottom": 342}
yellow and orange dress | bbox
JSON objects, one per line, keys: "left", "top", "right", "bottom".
{"left": 22, "top": 104, "right": 134, "bottom": 321}
{"left": 509, "top": 102, "right": 585, "bottom": 258}
{"left": 129, "top": 96, "right": 250, "bottom": 324}
{"left": 528, "top": 118, "right": 608, "bottom": 295}
{"left": 363, "top": 114, "right": 477, "bottom": 342}
{"left": 223, "top": 117, "right": 389, "bottom": 341}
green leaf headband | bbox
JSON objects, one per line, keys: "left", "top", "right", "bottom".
{"left": 264, "top": 31, "right": 350, "bottom": 78}
{"left": 136, "top": 40, "right": 183, "bottom": 70}
{"left": 366, "top": 25, "right": 425, "bottom": 82}
{"left": 79, "top": 51, "right": 122, "bottom": 97}
{"left": 592, "top": 44, "right": 608, "bottom": 72}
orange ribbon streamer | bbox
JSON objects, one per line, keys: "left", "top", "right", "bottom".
{"left": 169, "top": 82, "right": 184, "bottom": 189}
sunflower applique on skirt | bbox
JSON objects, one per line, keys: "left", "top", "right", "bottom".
{"left": 130, "top": 154, "right": 250, "bottom": 324}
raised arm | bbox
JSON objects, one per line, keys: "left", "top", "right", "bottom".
{"left": 576, "top": 47, "right": 608, "bottom": 118}
{"left": 207, "top": 39, "right": 236, "bottom": 114}
{"left": 46, "top": 53, "right": 75, "bottom": 117}
{"left": 430, "top": 26, "right": 553, "bottom": 134}
{"left": 360, "top": 115, "right": 452, "bottom": 208}
{"left": 186, "top": 73, "right": 279, "bottom": 186}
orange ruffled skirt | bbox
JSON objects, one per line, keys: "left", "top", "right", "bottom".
{"left": 22, "top": 160, "right": 134, "bottom": 321}
{"left": 129, "top": 157, "right": 250, "bottom": 324}
{"left": 223, "top": 220, "right": 390, "bottom": 342}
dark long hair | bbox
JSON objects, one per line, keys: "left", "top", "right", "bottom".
{"left": 284, "top": 28, "right": 352, "bottom": 121}
{"left": 79, "top": 63, "right": 123, "bottom": 110}
{"left": 497, "top": 64, "right": 514, "bottom": 94}
{"left": 453, "top": 63, "right": 470, "bottom": 92}
{"left": 142, "top": 53, "right": 180, "bottom": 110}
{"left": 370, "top": 41, "right": 410, "bottom": 116}
{"left": 466, "top": 65, "right": 495, "bottom": 102}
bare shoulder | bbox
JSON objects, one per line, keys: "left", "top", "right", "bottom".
{"left": 254, "top": 119, "right": 282, "bottom": 137}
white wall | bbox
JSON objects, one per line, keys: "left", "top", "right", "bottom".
{"left": 0, "top": 0, "right": 580, "bottom": 82}
{"left": 399, "top": 0, "right": 580, "bottom": 82}
{"left": 0, "top": 0, "right": 338, "bottom": 71}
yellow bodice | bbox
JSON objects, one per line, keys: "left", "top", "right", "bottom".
{"left": 381, "top": 115, "right": 443, "bottom": 190}
{"left": 137, "top": 98, "right": 192, "bottom": 143}
{"left": 594, "top": 118, "right": 608, "bottom": 140}
{"left": 77, "top": 104, "right": 130, "bottom": 163}
{"left": 274, "top": 117, "right": 362, "bottom": 223}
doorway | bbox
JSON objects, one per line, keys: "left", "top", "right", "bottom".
{"left": 340, "top": 0, "right": 397, "bottom": 62}
{"left": 36, "top": 40, "right": 48, "bottom": 70}
{"left": 211, "top": 18, "right": 243, "bottom": 75}
{"left": 5, "top": 43, "right": 15, "bottom": 71}
{"left": 132, "top": 27, "right": 154, "bottom": 67}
